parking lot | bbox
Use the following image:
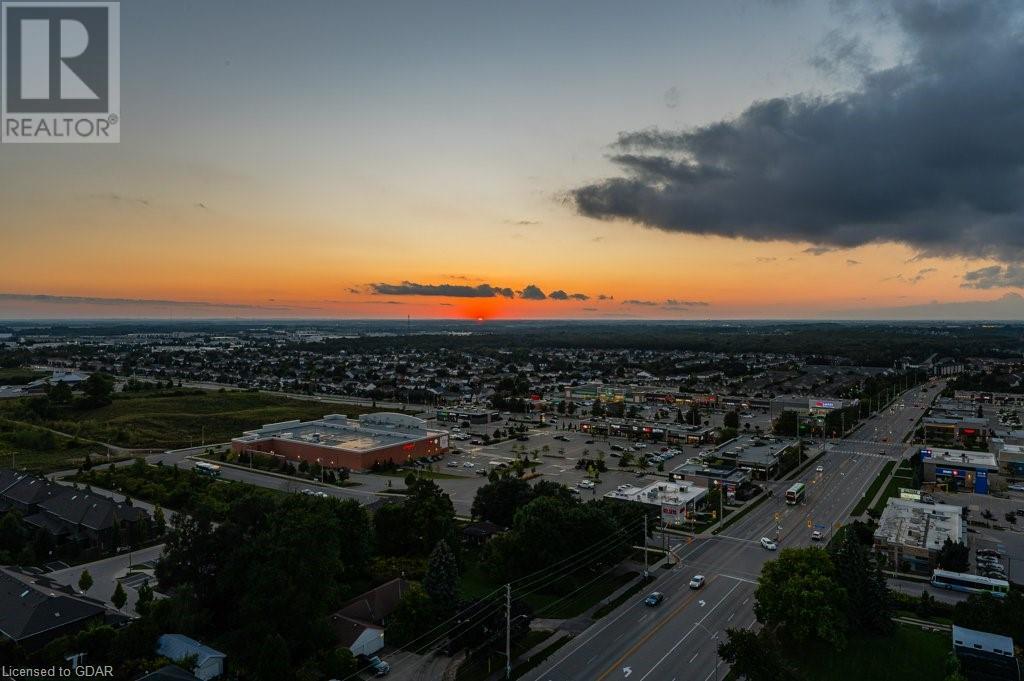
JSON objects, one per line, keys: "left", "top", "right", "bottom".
{"left": 381, "top": 417, "right": 705, "bottom": 512}
{"left": 934, "top": 489, "right": 1024, "bottom": 583}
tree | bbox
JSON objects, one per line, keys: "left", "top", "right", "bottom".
{"left": 471, "top": 476, "right": 534, "bottom": 527}
{"left": 81, "top": 373, "right": 114, "bottom": 407}
{"left": 386, "top": 583, "right": 437, "bottom": 646}
{"left": 135, "top": 582, "right": 154, "bottom": 617}
{"left": 755, "top": 547, "right": 847, "bottom": 648}
{"left": 423, "top": 540, "right": 459, "bottom": 612}
{"left": 718, "top": 628, "right": 792, "bottom": 681}
{"left": 686, "top": 404, "right": 701, "bottom": 426}
{"left": 829, "top": 526, "right": 891, "bottom": 632}
{"left": 78, "top": 569, "right": 94, "bottom": 593}
{"left": 111, "top": 582, "right": 127, "bottom": 612}
{"left": 153, "top": 504, "right": 166, "bottom": 536}
{"left": 723, "top": 410, "right": 740, "bottom": 429}
{"left": 937, "top": 538, "right": 970, "bottom": 572}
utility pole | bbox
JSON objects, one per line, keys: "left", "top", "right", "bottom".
{"left": 505, "top": 583, "right": 512, "bottom": 680}
{"left": 643, "top": 514, "right": 648, "bottom": 578}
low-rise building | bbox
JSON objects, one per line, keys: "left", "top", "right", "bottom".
{"left": 670, "top": 463, "right": 751, "bottom": 490}
{"left": 920, "top": 447, "right": 999, "bottom": 494}
{"left": 0, "top": 567, "right": 108, "bottom": 652}
{"left": 603, "top": 480, "right": 707, "bottom": 526}
{"left": 998, "top": 444, "right": 1024, "bottom": 479}
{"left": 705, "top": 435, "right": 797, "bottom": 479}
{"left": 231, "top": 413, "right": 449, "bottom": 472}
{"left": 923, "top": 416, "right": 989, "bottom": 447}
{"left": 0, "top": 471, "right": 151, "bottom": 551}
{"left": 435, "top": 408, "right": 501, "bottom": 425}
{"left": 873, "top": 498, "right": 964, "bottom": 574}
{"left": 952, "top": 625, "right": 1021, "bottom": 681}
{"left": 156, "top": 635, "right": 226, "bottom": 681}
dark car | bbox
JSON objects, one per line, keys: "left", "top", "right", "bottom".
{"left": 585, "top": 440, "right": 595, "bottom": 444}
{"left": 516, "top": 435, "right": 529, "bottom": 441}
{"left": 644, "top": 592, "right": 664, "bottom": 607}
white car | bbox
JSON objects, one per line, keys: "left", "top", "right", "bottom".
{"left": 578, "top": 480, "right": 596, "bottom": 489}
{"left": 760, "top": 537, "right": 778, "bottom": 551}
{"left": 689, "top": 575, "right": 706, "bottom": 589}
{"left": 463, "top": 461, "right": 475, "bottom": 468}
{"left": 816, "top": 465, "right": 824, "bottom": 473}
{"left": 811, "top": 530, "right": 823, "bottom": 541}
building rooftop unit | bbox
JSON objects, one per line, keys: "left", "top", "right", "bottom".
{"left": 874, "top": 498, "right": 963, "bottom": 553}
{"left": 922, "top": 447, "right": 998, "bottom": 470}
{"left": 711, "top": 435, "right": 797, "bottom": 468}
{"left": 671, "top": 462, "right": 750, "bottom": 486}
{"left": 234, "top": 413, "right": 445, "bottom": 453}
{"left": 604, "top": 480, "right": 706, "bottom": 507}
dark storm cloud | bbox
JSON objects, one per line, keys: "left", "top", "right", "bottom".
{"left": 369, "top": 282, "right": 514, "bottom": 298}
{"left": 962, "top": 265, "right": 1024, "bottom": 289}
{"left": 519, "top": 284, "right": 547, "bottom": 300}
{"left": 570, "top": 0, "right": 1024, "bottom": 262}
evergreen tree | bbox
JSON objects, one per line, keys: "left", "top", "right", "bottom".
{"left": 423, "top": 540, "right": 460, "bottom": 612}
{"left": 829, "top": 527, "right": 891, "bottom": 632}
{"left": 111, "top": 582, "right": 127, "bottom": 612}
{"left": 154, "top": 504, "right": 166, "bottom": 535}
{"left": 78, "top": 569, "right": 94, "bottom": 593}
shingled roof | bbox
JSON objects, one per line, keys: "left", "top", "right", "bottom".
{"left": 0, "top": 568, "right": 105, "bottom": 644}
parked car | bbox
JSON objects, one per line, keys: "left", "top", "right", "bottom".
{"left": 760, "top": 537, "right": 778, "bottom": 551}
{"left": 811, "top": 530, "right": 823, "bottom": 541}
{"left": 462, "top": 462, "right": 475, "bottom": 468}
{"left": 358, "top": 655, "right": 391, "bottom": 677}
{"left": 644, "top": 592, "right": 664, "bottom": 607}
{"left": 1009, "top": 484, "right": 1024, "bottom": 492}
{"left": 689, "top": 575, "right": 705, "bottom": 590}
{"left": 585, "top": 439, "right": 595, "bottom": 445}
{"left": 815, "top": 465, "right": 824, "bottom": 473}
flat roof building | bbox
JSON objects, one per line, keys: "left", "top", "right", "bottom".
{"left": 920, "top": 447, "right": 999, "bottom": 494}
{"left": 923, "top": 416, "right": 989, "bottom": 447}
{"left": 670, "top": 463, "right": 751, "bottom": 490}
{"left": 705, "top": 435, "right": 798, "bottom": 479}
{"left": 873, "top": 497, "right": 964, "bottom": 574}
{"left": 231, "top": 412, "right": 449, "bottom": 472}
{"left": 952, "top": 625, "right": 1021, "bottom": 681}
{"left": 604, "top": 480, "right": 707, "bottom": 527}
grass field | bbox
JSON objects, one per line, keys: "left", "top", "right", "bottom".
{"left": 457, "top": 630, "right": 554, "bottom": 681}
{"left": 872, "top": 460, "right": 916, "bottom": 514}
{"left": 0, "top": 389, "right": 386, "bottom": 450}
{"left": 851, "top": 460, "right": 896, "bottom": 516}
{"left": 0, "top": 368, "right": 46, "bottom": 385}
{"left": 791, "top": 625, "right": 949, "bottom": 681}
{"left": 0, "top": 418, "right": 118, "bottom": 472}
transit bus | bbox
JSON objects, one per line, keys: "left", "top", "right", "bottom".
{"left": 194, "top": 461, "right": 222, "bottom": 478}
{"left": 931, "top": 570, "right": 1009, "bottom": 598}
{"left": 785, "top": 482, "right": 806, "bottom": 505}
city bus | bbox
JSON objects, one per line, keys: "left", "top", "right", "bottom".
{"left": 931, "top": 570, "right": 1009, "bottom": 598}
{"left": 194, "top": 461, "right": 222, "bottom": 478}
{"left": 785, "top": 482, "right": 805, "bottom": 505}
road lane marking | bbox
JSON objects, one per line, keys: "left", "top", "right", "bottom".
{"left": 592, "top": 577, "right": 720, "bottom": 681}
{"left": 689, "top": 652, "right": 699, "bottom": 663}
{"left": 636, "top": 581, "right": 742, "bottom": 681}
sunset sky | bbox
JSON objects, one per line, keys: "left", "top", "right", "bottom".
{"left": 3, "top": 0, "right": 1024, "bottom": 320}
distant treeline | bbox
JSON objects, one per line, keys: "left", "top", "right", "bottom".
{"left": 4, "top": 320, "right": 1024, "bottom": 367}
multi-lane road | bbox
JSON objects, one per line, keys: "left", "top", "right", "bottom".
{"left": 527, "top": 380, "right": 946, "bottom": 681}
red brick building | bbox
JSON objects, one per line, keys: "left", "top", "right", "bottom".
{"left": 231, "top": 412, "right": 449, "bottom": 472}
